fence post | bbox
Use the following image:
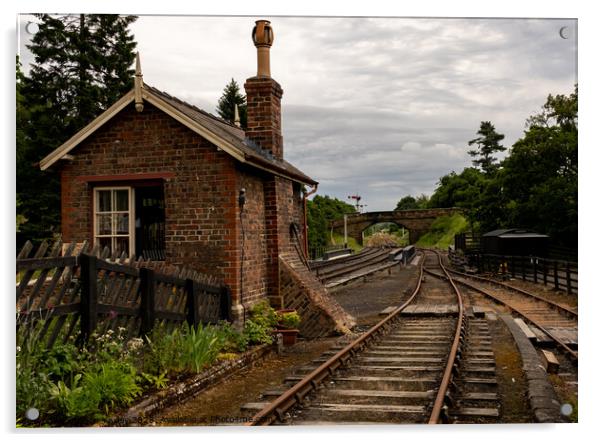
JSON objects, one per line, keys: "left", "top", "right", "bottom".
{"left": 533, "top": 257, "right": 538, "bottom": 284}
{"left": 553, "top": 261, "right": 559, "bottom": 290}
{"left": 186, "top": 279, "right": 200, "bottom": 329}
{"left": 220, "top": 286, "right": 232, "bottom": 322}
{"left": 139, "top": 267, "right": 156, "bottom": 337}
{"left": 521, "top": 256, "right": 526, "bottom": 281}
{"left": 566, "top": 262, "right": 572, "bottom": 295}
{"left": 79, "top": 254, "right": 98, "bottom": 344}
{"left": 511, "top": 256, "right": 515, "bottom": 278}
{"left": 543, "top": 259, "right": 548, "bottom": 286}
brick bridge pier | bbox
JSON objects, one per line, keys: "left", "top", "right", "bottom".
{"left": 331, "top": 208, "right": 463, "bottom": 245}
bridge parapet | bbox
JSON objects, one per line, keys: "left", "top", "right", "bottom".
{"left": 331, "top": 207, "right": 463, "bottom": 245}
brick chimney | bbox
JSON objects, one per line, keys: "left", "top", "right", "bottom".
{"left": 244, "top": 20, "right": 284, "bottom": 160}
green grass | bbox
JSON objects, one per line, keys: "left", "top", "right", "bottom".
{"left": 415, "top": 214, "right": 468, "bottom": 249}
{"left": 331, "top": 233, "right": 363, "bottom": 252}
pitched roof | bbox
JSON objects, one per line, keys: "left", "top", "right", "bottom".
{"left": 40, "top": 83, "right": 317, "bottom": 186}
{"left": 483, "top": 228, "right": 548, "bottom": 238}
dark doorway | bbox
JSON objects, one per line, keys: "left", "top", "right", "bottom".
{"left": 135, "top": 186, "right": 166, "bottom": 260}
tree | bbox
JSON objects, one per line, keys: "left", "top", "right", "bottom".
{"left": 468, "top": 121, "right": 506, "bottom": 175}
{"left": 17, "top": 14, "right": 138, "bottom": 245}
{"left": 395, "top": 195, "right": 418, "bottom": 210}
{"left": 499, "top": 86, "right": 577, "bottom": 247}
{"left": 306, "top": 195, "right": 356, "bottom": 254}
{"left": 428, "top": 167, "right": 488, "bottom": 229}
{"left": 216, "top": 79, "right": 247, "bottom": 128}
{"left": 395, "top": 194, "right": 430, "bottom": 210}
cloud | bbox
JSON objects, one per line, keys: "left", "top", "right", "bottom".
{"left": 17, "top": 15, "right": 576, "bottom": 211}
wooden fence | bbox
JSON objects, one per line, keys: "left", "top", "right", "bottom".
{"left": 449, "top": 249, "right": 578, "bottom": 295}
{"left": 16, "top": 240, "right": 231, "bottom": 348}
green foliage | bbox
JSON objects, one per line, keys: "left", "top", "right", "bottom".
{"left": 16, "top": 318, "right": 56, "bottom": 422}
{"left": 179, "top": 323, "right": 225, "bottom": 373}
{"left": 395, "top": 194, "right": 430, "bottom": 211}
{"left": 307, "top": 195, "right": 357, "bottom": 253}
{"left": 49, "top": 374, "right": 101, "bottom": 421}
{"left": 498, "top": 86, "right": 577, "bottom": 247}
{"left": 138, "top": 372, "right": 169, "bottom": 390}
{"left": 50, "top": 361, "right": 140, "bottom": 422}
{"left": 17, "top": 14, "right": 138, "bottom": 246}
{"left": 278, "top": 311, "right": 301, "bottom": 329}
{"left": 331, "top": 233, "right": 362, "bottom": 252}
{"left": 216, "top": 78, "right": 247, "bottom": 128}
{"left": 415, "top": 214, "right": 469, "bottom": 249}
{"left": 141, "top": 323, "right": 182, "bottom": 376}
{"left": 427, "top": 87, "right": 577, "bottom": 248}
{"left": 468, "top": 121, "right": 506, "bottom": 175}
{"left": 242, "top": 301, "right": 278, "bottom": 345}
{"left": 218, "top": 321, "right": 249, "bottom": 352}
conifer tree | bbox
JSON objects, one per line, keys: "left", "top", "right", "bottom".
{"left": 468, "top": 121, "right": 506, "bottom": 175}
{"left": 216, "top": 78, "right": 247, "bottom": 128}
{"left": 17, "top": 14, "right": 138, "bottom": 245}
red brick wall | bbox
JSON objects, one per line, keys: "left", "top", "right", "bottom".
{"left": 236, "top": 167, "right": 269, "bottom": 309}
{"left": 59, "top": 102, "right": 241, "bottom": 302}
{"left": 244, "top": 77, "right": 283, "bottom": 159}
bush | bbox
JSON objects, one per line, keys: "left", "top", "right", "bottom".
{"left": 218, "top": 321, "right": 249, "bottom": 352}
{"left": 50, "top": 361, "right": 140, "bottom": 422}
{"left": 179, "top": 323, "right": 225, "bottom": 373}
{"left": 278, "top": 311, "right": 301, "bottom": 329}
{"left": 241, "top": 301, "right": 278, "bottom": 345}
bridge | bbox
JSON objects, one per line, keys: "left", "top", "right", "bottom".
{"left": 331, "top": 208, "right": 463, "bottom": 245}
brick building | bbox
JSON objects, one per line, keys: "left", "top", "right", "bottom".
{"left": 40, "top": 20, "right": 354, "bottom": 334}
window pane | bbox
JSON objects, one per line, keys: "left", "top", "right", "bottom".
{"left": 115, "top": 237, "right": 129, "bottom": 255}
{"left": 114, "top": 213, "right": 129, "bottom": 234}
{"left": 114, "top": 189, "right": 129, "bottom": 211}
{"left": 97, "top": 237, "right": 111, "bottom": 252}
{"left": 96, "top": 214, "right": 111, "bottom": 235}
{"left": 97, "top": 190, "right": 111, "bottom": 212}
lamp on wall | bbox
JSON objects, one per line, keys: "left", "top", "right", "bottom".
{"left": 238, "top": 188, "right": 247, "bottom": 208}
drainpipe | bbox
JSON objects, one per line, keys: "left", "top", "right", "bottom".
{"left": 303, "top": 184, "right": 318, "bottom": 259}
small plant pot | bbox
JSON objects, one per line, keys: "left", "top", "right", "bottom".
{"left": 277, "top": 328, "right": 299, "bottom": 346}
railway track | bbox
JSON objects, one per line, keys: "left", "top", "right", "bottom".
{"left": 242, "top": 250, "right": 500, "bottom": 425}
{"left": 312, "top": 247, "right": 402, "bottom": 288}
{"left": 427, "top": 251, "right": 577, "bottom": 363}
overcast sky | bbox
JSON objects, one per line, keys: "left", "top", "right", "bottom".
{"left": 17, "top": 15, "right": 577, "bottom": 211}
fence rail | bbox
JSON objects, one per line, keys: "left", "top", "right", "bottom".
{"left": 16, "top": 240, "right": 231, "bottom": 348}
{"left": 448, "top": 249, "right": 578, "bottom": 295}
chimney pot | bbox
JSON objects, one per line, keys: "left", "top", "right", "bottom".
{"left": 252, "top": 20, "right": 273, "bottom": 77}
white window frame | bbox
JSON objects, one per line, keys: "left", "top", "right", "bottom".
{"left": 92, "top": 186, "right": 136, "bottom": 255}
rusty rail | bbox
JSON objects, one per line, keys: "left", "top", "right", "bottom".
{"left": 248, "top": 249, "right": 466, "bottom": 425}
{"left": 246, "top": 252, "right": 426, "bottom": 426}
{"left": 445, "top": 267, "right": 577, "bottom": 319}
{"left": 441, "top": 272, "right": 578, "bottom": 362}
{"left": 426, "top": 251, "right": 466, "bottom": 424}
{"left": 427, "top": 251, "right": 577, "bottom": 362}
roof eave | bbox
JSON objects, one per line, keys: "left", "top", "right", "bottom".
{"left": 244, "top": 153, "right": 318, "bottom": 186}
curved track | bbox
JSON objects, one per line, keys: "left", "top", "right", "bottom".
{"left": 245, "top": 250, "right": 467, "bottom": 425}
{"left": 429, "top": 251, "right": 577, "bottom": 363}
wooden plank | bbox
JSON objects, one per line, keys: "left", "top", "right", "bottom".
{"left": 16, "top": 256, "right": 78, "bottom": 272}
{"left": 379, "top": 306, "right": 397, "bottom": 316}
{"left": 541, "top": 349, "right": 560, "bottom": 374}
{"left": 16, "top": 240, "right": 49, "bottom": 300}
{"left": 326, "top": 389, "right": 434, "bottom": 399}
{"left": 463, "top": 392, "right": 498, "bottom": 401}
{"left": 308, "top": 403, "right": 424, "bottom": 414}
{"left": 514, "top": 318, "right": 537, "bottom": 342}
{"left": 240, "top": 402, "right": 271, "bottom": 411}
{"left": 453, "top": 407, "right": 499, "bottom": 417}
